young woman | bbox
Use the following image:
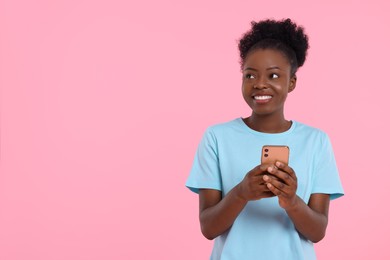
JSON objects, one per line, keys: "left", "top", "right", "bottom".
{"left": 186, "top": 18, "right": 344, "bottom": 259}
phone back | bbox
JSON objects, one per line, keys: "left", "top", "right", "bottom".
{"left": 261, "top": 145, "right": 289, "bottom": 165}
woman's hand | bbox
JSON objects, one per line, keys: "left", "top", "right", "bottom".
{"left": 262, "top": 161, "right": 298, "bottom": 210}
{"left": 236, "top": 164, "right": 278, "bottom": 201}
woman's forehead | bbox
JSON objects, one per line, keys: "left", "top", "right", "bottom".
{"left": 244, "top": 49, "right": 291, "bottom": 69}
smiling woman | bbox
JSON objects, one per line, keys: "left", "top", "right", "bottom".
{"left": 242, "top": 49, "right": 295, "bottom": 129}
{"left": 185, "top": 18, "right": 344, "bottom": 260}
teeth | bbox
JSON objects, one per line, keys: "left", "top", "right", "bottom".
{"left": 254, "top": 95, "right": 272, "bottom": 100}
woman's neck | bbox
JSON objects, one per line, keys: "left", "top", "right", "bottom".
{"left": 243, "top": 113, "right": 291, "bottom": 133}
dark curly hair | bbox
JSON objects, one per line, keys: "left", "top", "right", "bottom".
{"left": 238, "top": 18, "right": 309, "bottom": 76}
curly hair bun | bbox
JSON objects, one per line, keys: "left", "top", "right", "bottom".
{"left": 239, "top": 18, "right": 309, "bottom": 72}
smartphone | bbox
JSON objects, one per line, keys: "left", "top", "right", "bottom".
{"left": 261, "top": 145, "right": 290, "bottom": 165}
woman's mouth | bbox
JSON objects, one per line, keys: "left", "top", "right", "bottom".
{"left": 253, "top": 95, "right": 272, "bottom": 103}
{"left": 254, "top": 95, "right": 272, "bottom": 100}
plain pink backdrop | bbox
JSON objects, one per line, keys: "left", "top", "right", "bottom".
{"left": 1, "top": 0, "right": 389, "bottom": 259}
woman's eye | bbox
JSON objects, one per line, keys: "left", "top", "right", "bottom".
{"left": 245, "top": 74, "right": 255, "bottom": 79}
{"left": 270, "top": 73, "right": 279, "bottom": 79}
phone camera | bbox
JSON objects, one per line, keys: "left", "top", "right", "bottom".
{"left": 264, "top": 154, "right": 268, "bottom": 157}
{"left": 265, "top": 149, "right": 269, "bottom": 152}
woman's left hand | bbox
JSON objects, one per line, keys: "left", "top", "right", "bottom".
{"left": 263, "top": 161, "right": 298, "bottom": 210}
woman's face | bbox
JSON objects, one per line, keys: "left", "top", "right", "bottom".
{"left": 242, "top": 48, "right": 296, "bottom": 118}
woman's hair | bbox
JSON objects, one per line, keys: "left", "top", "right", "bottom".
{"left": 238, "top": 18, "right": 309, "bottom": 75}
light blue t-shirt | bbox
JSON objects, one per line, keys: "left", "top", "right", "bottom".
{"left": 186, "top": 118, "right": 344, "bottom": 260}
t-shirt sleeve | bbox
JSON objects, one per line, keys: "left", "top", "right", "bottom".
{"left": 312, "top": 132, "right": 344, "bottom": 200}
{"left": 185, "top": 128, "right": 222, "bottom": 194}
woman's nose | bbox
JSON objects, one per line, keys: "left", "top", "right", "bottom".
{"left": 254, "top": 76, "right": 268, "bottom": 89}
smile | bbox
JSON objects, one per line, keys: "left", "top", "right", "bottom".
{"left": 254, "top": 95, "right": 272, "bottom": 100}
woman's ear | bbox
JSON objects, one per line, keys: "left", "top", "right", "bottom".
{"left": 288, "top": 75, "right": 297, "bottom": 93}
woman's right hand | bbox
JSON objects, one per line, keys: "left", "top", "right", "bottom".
{"left": 236, "top": 164, "right": 278, "bottom": 201}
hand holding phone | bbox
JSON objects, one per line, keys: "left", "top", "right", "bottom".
{"left": 260, "top": 145, "right": 298, "bottom": 210}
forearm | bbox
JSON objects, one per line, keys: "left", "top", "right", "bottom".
{"left": 200, "top": 185, "right": 247, "bottom": 240}
{"left": 285, "top": 196, "right": 328, "bottom": 243}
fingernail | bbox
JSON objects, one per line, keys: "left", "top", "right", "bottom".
{"left": 267, "top": 183, "right": 272, "bottom": 188}
{"left": 276, "top": 161, "right": 283, "bottom": 167}
{"left": 263, "top": 175, "right": 269, "bottom": 181}
{"left": 268, "top": 166, "right": 273, "bottom": 172}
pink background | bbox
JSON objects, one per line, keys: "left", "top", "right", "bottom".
{"left": 1, "top": 0, "right": 389, "bottom": 259}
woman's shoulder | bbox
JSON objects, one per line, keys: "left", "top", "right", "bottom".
{"left": 293, "top": 121, "right": 328, "bottom": 135}
{"left": 292, "top": 121, "right": 331, "bottom": 144}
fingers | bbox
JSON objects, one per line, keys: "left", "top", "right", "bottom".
{"left": 265, "top": 181, "right": 282, "bottom": 196}
{"left": 264, "top": 178, "right": 287, "bottom": 196}
{"left": 262, "top": 162, "right": 297, "bottom": 197}
{"left": 248, "top": 164, "right": 273, "bottom": 176}
{"left": 247, "top": 165, "right": 273, "bottom": 186}
{"left": 237, "top": 165, "right": 279, "bottom": 201}
{"left": 266, "top": 162, "right": 297, "bottom": 185}
{"left": 274, "top": 161, "right": 297, "bottom": 181}
{"left": 243, "top": 183, "right": 276, "bottom": 200}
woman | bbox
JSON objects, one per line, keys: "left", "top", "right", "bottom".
{"left": 186, "top": 18, "right": 344, "bottom": 259}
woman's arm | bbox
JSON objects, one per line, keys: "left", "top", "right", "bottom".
{"left": 285, "top": 193, "right": 330, "bottom": 243}
{"left": 199, "top": 187, "right": 246, "bottom": 240}
{"left": 199, "top": 164, "right": 276, "bottom": 240}
{"left": 263, "top": 162, "right": 330, "bottom": 243}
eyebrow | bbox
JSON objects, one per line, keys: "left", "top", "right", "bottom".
{"left": 267, "top": 66, "right": 283, "bottom": 71}
{"left": 243, "top": 67, "right": 257, "bottom": 71}
{"left": 244, "top": 66, "right": 284, "bottom": 71}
